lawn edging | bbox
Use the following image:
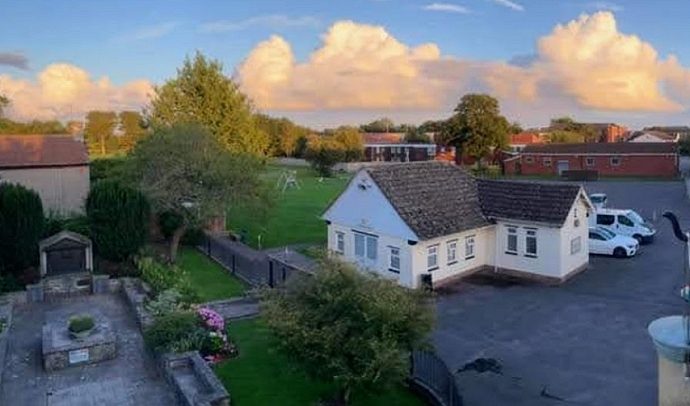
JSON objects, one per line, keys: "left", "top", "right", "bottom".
{"left": 120, "top": 277, "right": 231, "bottom": 406}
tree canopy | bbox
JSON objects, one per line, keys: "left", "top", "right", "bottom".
{"left": 546, "top": 130, "right": 584, "bottom": 143}
{"left": 444, "top": 93, "right": 509, "bottom": 161}
{"left": 84, "top": 110, "right": 118, "bottom": 156}
{"left": 549, "top": 116, "right": 597, "bottom": 142}
{"left": 403, "top": 126, "right": 432, "bottom": 143}
{"left": 262, "top": 256, "right": 435, "bottom": 404}
{"left": 148, "top": 52, "right": 269, "bottom": 157}
{"left": 117, "top": 111, "right": 148, "bottom": 152}
{"left": 255, "top": 114, "right": 311, "bottom": 157}
{"left": 126, "top": 124, "right": 265, "bottom": 261}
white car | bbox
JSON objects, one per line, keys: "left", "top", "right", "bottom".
{"left": 589, "top": 227, "right": 639, "bottom": 258}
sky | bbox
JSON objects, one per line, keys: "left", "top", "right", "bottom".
{"left": 2, "top": 0, "right": 690, "bottom": 129}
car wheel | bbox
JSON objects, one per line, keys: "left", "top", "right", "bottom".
{"left": 633, "top": 234, "right": 643, "bottom": 244}
{"left": 613, "top": 247, "right": 627, "bottom": 258}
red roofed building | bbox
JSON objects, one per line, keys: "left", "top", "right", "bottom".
{"left": 0, "top": 135, "right": 90, "bottom": 213}
{"left": 509, "top": 131, "right": 548, "bottom": 152}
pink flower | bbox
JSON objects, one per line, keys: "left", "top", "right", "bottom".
{"left": 196, "top": 307, "right": 225, "bottom": 332}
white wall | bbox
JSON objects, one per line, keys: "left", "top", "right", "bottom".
{"left": 327, "top": 223, "right": 415, "bottom": 287}
{"left": 410, "top": 226, "right": 493, "bottom": 288}
{"left": 0, "top": 166, "right": 90, "bottom": 215}
{"left": 493, "top": 220, "right": 563, "bottom": 279}
{"left": 559, "top": 198, "right": 590, "bottom": 276}
{"left": 630, "top": 133, "right": 676, "bottom": 143}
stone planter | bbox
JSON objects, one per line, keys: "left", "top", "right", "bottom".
{"left": 69, "top": 326, "right": 95, "bottom": 340}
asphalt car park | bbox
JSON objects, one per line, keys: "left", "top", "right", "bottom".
{"left": 433, "top": 180, "right": 689, "bottom": 406}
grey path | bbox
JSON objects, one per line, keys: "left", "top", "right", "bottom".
{"left": 434, "top": 180, "right": 689, "bottom": 406}
{"left": 202, "top": 297, "right": 260, "bottom": 321}
{"left": 1, "top": 294, "right": 178, "bottom": 406}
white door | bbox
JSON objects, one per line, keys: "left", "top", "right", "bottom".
{"left": 588, "top": 231, "right": 606, "bottom": 254}
{"left": 557, "top": 160, "right": 569, "bottom": 175}
{"left": 615, "top": 214, "right": 635, "bottom": 236}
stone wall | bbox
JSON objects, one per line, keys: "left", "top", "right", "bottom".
{"left": 161, "top": 351, "right": 230, "bottom": 406}
{"left": 0, "top": 299, "right": 14, "bottom": 393}
{"left": 26, "top": 273, "right": 118, "bottom": 303}
{"left": 120, "top": 278, "right": 155, "bottom": 329}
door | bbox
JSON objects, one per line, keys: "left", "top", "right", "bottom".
{"left": 588, "top": 231, "right": 605, "bottom": 254}
{"left": 616, "top": 214, "right": 635, "bottom": 235}
{"left": 557, "top": 160, "right": 569, "bottom": 175}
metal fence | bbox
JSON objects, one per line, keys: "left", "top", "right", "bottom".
{"left": 410, "top": 350, "right": 463, "bottom": 406}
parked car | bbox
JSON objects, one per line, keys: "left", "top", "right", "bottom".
{"left": 589, "top": 227, "right": 639, "bottom": 258}
{"left": 588, "top": 208, "right": 655, "bottom": 244}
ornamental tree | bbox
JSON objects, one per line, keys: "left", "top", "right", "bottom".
{"left": 261, "top": 257, "right": 435, "bottom": 404}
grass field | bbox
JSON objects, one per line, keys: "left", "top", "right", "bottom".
{"left": 177, "top": 248, "right": 247, "bottom": 301}
{"left": 214, "top": 318, "right": 426, "bottom": 406}
{"left": 226, "top": 166, "right": 351, "bottom": 249}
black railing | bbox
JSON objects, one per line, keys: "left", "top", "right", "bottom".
{"left": 410, "top": 350, "right": 463, "bottom": 406}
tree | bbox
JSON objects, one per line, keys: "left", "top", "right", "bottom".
{"left": 549, "top": 116, "right": 597, "bottom": 142}
{"left": 418, "top": 120, "right": 446, "bottom": 134}
{"left": 359, "top": 117, "right": 396, "bottom": 133}
{"left": 148, "top": 52, "right": 269, "bottom": 157}
{"left": 445, "top": 94, "right": 509, "bottom": 164}
{"left": 333, "top": 126, "right": 364, "bottom": 161}
{"left": 403, "top": 126, "right": 432, "bottom": 143}
{"left": 304, "top": 135, "right": 346, "bottom": 177}
{"left": 546, "top": 130, "right": 584, "bottom": 143}
{"left": 508, "top": 121, "right": 523, "bottom": 134}
{"left": 84, "top": 110, "right": 117, "bottom": 156}
{"left": 0, "top": 183, "right": 44, "bottom": 277}
{"left": 86, "top": 180, "right": 151, "bottom": 262}
{"left": 127, "top": 124, "right": 264, "bottom": 262}
{"left": 262, "top": 256, "right": 435, "bottom": 404}
{"left": 118, "top": 111, "right": 148, "bottom": 152}
{"left": 256, "top": 114, "right": 310, "bottom": 157}
{"left": 0, "top": 95, "right": 9, "bottom": 118}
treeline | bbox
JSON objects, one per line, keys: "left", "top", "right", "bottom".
{"left": 0, "top": 118, "right": 68, "bottom": 134}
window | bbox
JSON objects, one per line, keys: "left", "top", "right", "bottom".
{"left": 586, "top": 157, "right": 595, "bottom": 166}
{"left": 446, "top": 240, "right": 458, "bottom": 264}
{"left": 570, "top": 237, "right": 581, "bottom": 255}
{"left": 465, "top": 236, "right": 475, "bottom": 259}
{"left": 335, "top": 232, "right": 345, "bottom": 254}
{"left": 506, "top": 227, "right": 518, "bottom": 255}
{"left": 525, "top": 229, "right": 537, "bottom": 257}
{"left": 525, "top": 156, "right": 534, "bottom": 164}
{"left": 354, "top": 232, "right": 378, "bottom": 261}
{"left": 618, "top": 215, "right": 634, "bottom": 227}
{"left": 427, "top": 245, "right": 438, "bottom": 271}
{"left": 389, "top": 247, "right": 401, "bottom": 273}
{"left": 596, "top": 214, "right": 615, "bottom": 226}
{"left": 610, "top": 156, "right": 620, "bottom": 166}
{"left": 589, "top": 231, "right": 605, "bottom": 241}
{"left": 543, "top": 157, "right": 552, "bottom": 166}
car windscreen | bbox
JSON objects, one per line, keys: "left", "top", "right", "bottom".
{"left": 628, "top": 211, "right": 644, "bottom": 224}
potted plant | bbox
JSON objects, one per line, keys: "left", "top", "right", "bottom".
{"left": 68, "top": 314, "right": 95, "bottom": 339}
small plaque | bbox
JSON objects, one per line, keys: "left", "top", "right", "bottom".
{"left": 68, "top": 348, "right": 89, "bottom": 364}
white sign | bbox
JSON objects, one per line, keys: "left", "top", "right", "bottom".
{"left": 68, "top": 348, "right": 89, "bottom": 364}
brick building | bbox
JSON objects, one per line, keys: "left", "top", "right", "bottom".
{"left": 503, "top": 142, "right": 678, "bottom": 178}
{"left": 362, "top": 133, "right": 438, "bottom": 162}
{"left": 585, "top": 123, "right": 628, "bottom": 143}
{"left": 508, "top": 131, "right": 548, "bottom": 152}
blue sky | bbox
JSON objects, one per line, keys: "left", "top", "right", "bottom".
{"left": 2, "top": 0, "right": 690, "bottom": 128}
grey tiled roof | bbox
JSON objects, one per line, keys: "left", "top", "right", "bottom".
{"left": 366, "top": 162, "right": 489, "bottom": 240}
{"left": 476, "top": 179, "right": 582, "bottom": 226}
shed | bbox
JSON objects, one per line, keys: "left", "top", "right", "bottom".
{"left": 39, "top": 231, "right": 93, "bottom": 276}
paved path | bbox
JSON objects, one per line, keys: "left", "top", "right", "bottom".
{"left": 203, "top": 297, "right": 260, "bottom": 320}
{"left": 1, "top": 294, "right": 178, "bottom": 406}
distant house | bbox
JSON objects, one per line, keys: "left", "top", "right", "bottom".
{"left": 362, "top": 132, "right": 438, "bottom": 162}
{"left": 509, "top": 131, "right": 547, "bottom": 152}
{"left": 503, "top": 142, "right": 678, "bottom": 178}
{"left": 627, "top": 130, "right": 679, "bottom": 143}
{"left": 0, "top": 135, "right": 90, "bottom": 214}
{"left": 323, "top": 162, "right": 592, "bottom": 288}
{"left": 643, "top": 126, "right": 690, "bottom": 141}
{"left": 584, "top": 123, "right": 628, "bottom": 143}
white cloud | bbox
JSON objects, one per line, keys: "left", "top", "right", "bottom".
{"left": 423, "top": 3, "right": 471, "bottom": 13}
{"left": 199, "top": 15, "right": 320, "bottom": 33}
{"left": 490, "top": 0, "right": 524, "bottom": 11}
{"left": 238, "top": 12, "right": 690, "bottom": 117}
{"left": 587, "top": 2, "right": 623, "bottom": 12}
{"left": 0, "top": 64, "right": 152, "bottom": 120}
{"left": 117, "top": 22, "right": 179, "bottom": 42}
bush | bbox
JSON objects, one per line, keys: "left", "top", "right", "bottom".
{"left": 0, "top": 183, "right": 44, "bottom": 277}
{"left": 143, "top": 311, "right": 202, "bottom": 354}
{"left": 86, "top": 180, "right": 151, "bottom": 261}
{"left": 68, "top": 314, "right": 95, "bottom": 333}
{"left": 145, "top": 289, "right": 183, "bottom": 317}
{"left": 90, "top": 156, "right": 129, "bottom": 184}
{"left": 135, "top": 256, "right": 199, "bottom": 304}
{"left": 158, "top": 210, "right": 183, "bottom": 240}
{"left": 44, "top": 213, "right": 91, "bottom": 238}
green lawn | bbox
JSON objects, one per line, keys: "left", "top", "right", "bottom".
{"left": 226, "top": 166, "right": 351, "bottom": 249}
{"left": 177, "top": 248, "right": 247, "bottom": 302}
{"left": 214, "top": 318, "right": 426, "bottom": 406}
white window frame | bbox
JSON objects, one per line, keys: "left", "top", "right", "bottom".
{"left": 335, "top": 231, "right": 345, "bottom": 254}
{"left": 506, "top": 227, "right": 518, "bottom": 255}
{"left": 465, "top": 236, "right": 475, "bottom": 260}
{"left": 389, "top": 246, "right": 401, "bottom": 273}
{"left": 585, "top": 157, "right": 595, "bottom": 167}
{"left": 427, "top": 245, "right": 439, "bottom": 271}
{"left": 610, "top": 156, "right": 621, "bottom": 166}
{"left": 525, "top": 228, "right": 538, "bottom": 257}
{"left": 446, "top": 240, "right": 458, "bottom": 265}
{"left": 354, "top": 232, "right": 378, "bottom": 261}
{"left": 570, "top": 236, "right": 581, "bottom": 255}
{"left": 543, "top": 157, "right": 552, "bottom": 166}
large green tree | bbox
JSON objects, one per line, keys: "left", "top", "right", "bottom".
{"left": 126, "top": 124, "right": 265, "bottom": 262}
{"left": 304, "top": 134, "right": 346, "bottom": 177}
{"left": 256, "top": 114, "right": 310, "bottom": 157}
{"left": 547, "top": 130, "right": 584, "bottom": 143}
{"left": 0, "top": 183, "right": 44, "bottom": 278}
{"left": 404, "top": 126, "right": 432, "bottom": 143}
{"left": 359, "top": 117, "right": 396, "bottom": 133}
{"left": 444, "top": 94, "right": 510, "bottom": 163}
{"left": 148, "top": 52, "right": 269, "bottom": 157}
{"left": 262, "top": 257, "right": 435, "bottom": 405}
{"left": 118, "top": 111, "right": 148, "bottom": 152}
{"left": 84, "top": 110, "right": 118, "bottom": 156}
{"left": 333, "top": 126, "right": 364, "bottom": 162}
{"left": 0, "top": 94, "right": 9, "bottom": 118}
{"left": 549, "top": 116, "right": 597, "bottom": 142}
